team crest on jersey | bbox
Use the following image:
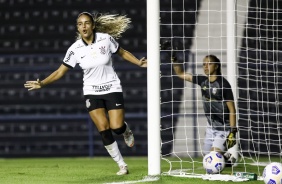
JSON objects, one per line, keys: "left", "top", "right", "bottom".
{"left": 212, "top": 87, "right": 217, "bottom": 95}
{"left": 99, "top": 46, "right": 106, "bottom": 54}
{"left": 91, "top": 51, "right": 97, "bottom": 58}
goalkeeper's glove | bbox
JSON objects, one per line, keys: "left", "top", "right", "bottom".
{"left": 226, "top": 127, "right": 238, "bottom": 149}
{"left": 160, "top": 40, "right": 177, "bottom": 61}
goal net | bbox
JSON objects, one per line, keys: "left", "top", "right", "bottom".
{"left": 159, "top": 0, "right": 282, "bottom": 179}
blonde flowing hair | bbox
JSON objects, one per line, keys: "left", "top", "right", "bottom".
{"left": 76, "top": 12, "right": 131, "bottom": 40}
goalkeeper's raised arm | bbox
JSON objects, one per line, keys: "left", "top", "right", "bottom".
{"left": 171, "top": 57, "right": 193, "bottom": 82}
{"left": 161, "top": 40, "right": 192, "bottom": 82}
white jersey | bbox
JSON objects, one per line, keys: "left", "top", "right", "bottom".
{"left": 62, "top": 32, "right": 122, "bottom": 95}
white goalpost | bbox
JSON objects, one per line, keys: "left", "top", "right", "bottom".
{"left": 146, "top": 0, "right": 282, "bottom": 181}
{"left": 147, "top": 0, "right": 161, "bottom": 176}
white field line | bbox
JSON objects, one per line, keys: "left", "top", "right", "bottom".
{"left": 103, "top": 176, "right": 159, "bottom": 184}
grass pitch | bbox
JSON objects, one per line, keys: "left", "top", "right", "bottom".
{"left": 0, "top": 157, "right": 265, "bottom": 184}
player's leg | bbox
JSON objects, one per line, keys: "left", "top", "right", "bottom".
{"left": 104, "top": 92, "right": 134, "bottom": 175}
{"left": 108, "top": 109, "right": 134, "bottom": 147}
{"left": 106, "top": 92, "right": 134, "bottom": 147}
{"left": 210, "top": 130, "right": 228, "bottom": 154}
{"left": 85, "top": 96, "right": 128, "bottom": 175}
{"left": 203, "top": 126, "right": 214, "bottom": 155}
{"left": 106, "top": 108, "right": 131, "bottom": 175}
{"left": 211, "top": 130, "right": 238, "bottom": 167}
{"left": 89, "top": 108, "right": 128, "bottom": 175}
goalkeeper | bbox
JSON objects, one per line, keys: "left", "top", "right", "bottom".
{"left": 163, "top": 42, "right": 237, "bottom": 164}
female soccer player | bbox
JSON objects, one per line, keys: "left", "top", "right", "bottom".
{"left": 24, "top": 12, "right": 147, "bottom": 175}
{"left": 171, "top": 54, "right": 237, "bottom": 161}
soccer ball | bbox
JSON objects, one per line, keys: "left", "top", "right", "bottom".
{"left": 203, "top": 151, "right": 225, "bottom": 174}
{"left": 263, "top": 162, "right": 282, "bottom": 184}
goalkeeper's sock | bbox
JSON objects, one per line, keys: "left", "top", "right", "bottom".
{"left": 223, "top": 152, "right": 232, "bottom": 167}
{"left": 105, "top": 141, "right": 127, "bottom": 167}
{"left": 223, "top": 156, "right": 232, "bottom": 167}
{"left": 225, "top": 160, "right": 232, "bottom": 167}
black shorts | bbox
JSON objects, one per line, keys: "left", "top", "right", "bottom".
{"left": 84, "top": 92, "right": 124, "bottom": 112}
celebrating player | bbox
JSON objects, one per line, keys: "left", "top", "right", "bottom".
{"left": 162, "top": 42, "right": 237, "bottom": 164}
{"left": 24, "top": 12, "right": 147, "bottom": 175}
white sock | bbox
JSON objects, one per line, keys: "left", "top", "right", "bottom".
{"left": 105, "top": 141, "right": 126, "bottom": 167}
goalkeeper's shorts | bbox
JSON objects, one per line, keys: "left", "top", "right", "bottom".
{"left": 203, "top": 126, "right": 229, "bottom": 155}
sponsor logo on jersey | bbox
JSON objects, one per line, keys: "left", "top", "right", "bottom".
{"left": 92, "top": 84, "right": 112, "bottom": 92}
{"left": 64, "top": 51, "right": 74, "bottom": 62}
{"left": 99, "top": 46, "right": 106, "bottom": 55}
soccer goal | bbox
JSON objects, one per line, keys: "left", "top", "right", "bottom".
{"left": 147, "top": 0, "right": 282, "bottom": 180}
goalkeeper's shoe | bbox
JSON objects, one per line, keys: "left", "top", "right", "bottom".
{"left": 116, "top": 165, "right": 129, "bottom": 175}
{"left": 224, "top": 152, "right": 236, "bottom": 167}
{"left": 123, "top": 122, "right": 134, "bottom": 147}
{"left": 224, "top": 145, "right": 238, "bottom": 167}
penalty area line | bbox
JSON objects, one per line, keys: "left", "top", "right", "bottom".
{"left": 103, "top": 176, "right": 159, "bottom": 184}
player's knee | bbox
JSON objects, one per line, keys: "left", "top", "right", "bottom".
{"left": 99, "top": 129, "right": 115, "bottom": 146}
{"left": 112, "top": 123, "right": 126, "bottom": 135}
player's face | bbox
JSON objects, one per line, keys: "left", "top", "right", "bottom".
{"left": 77, "top": 14, "right": 95, "bottom": 40}
{"left": 203, "top": 57, "right": 218, "bottom": 75}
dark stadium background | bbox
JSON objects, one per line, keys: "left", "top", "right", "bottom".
{"left": 1, "top": 0, "right": 281, "bottom": 158}
{"left": 0, "top": 0, "right": 149, "bottom": 157}
{"left": 0, "top": 0, "right": 184, "bottom": 158}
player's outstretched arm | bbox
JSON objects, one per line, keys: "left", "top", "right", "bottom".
{"left": 117, "top": 47, "right": 147, "bottom": 67}
{"left": 24, "top": 64, "right": 69, "bottom": 91}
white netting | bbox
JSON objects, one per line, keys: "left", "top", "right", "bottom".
{"left": 159, "top": 0, "right": 282, "bottom": 180}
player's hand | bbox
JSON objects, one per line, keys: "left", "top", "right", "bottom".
{"left": 226, "top": 127, "right": 237, "bottom": 149}
{"left": 24, "top": 79, "right": 42, "bottom": 91}
{"left": 161, "top": 40, "right": 172, "bottom": 50}
{"left": 138, "top": 57, "right": 147, "bottom": 67}
{"left": 161, "top": 40, "right": 177, "bottom": 62}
